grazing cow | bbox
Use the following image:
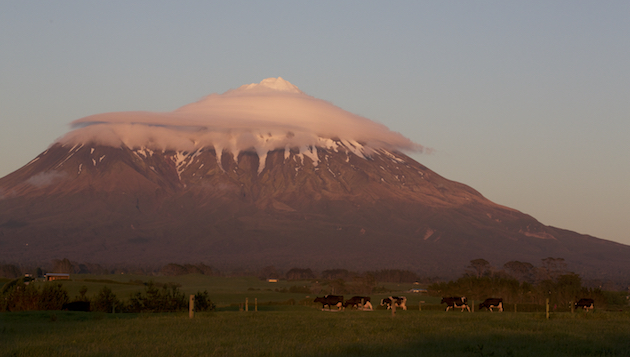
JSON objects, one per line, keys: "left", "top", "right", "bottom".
{"left": 380, "top": 296, "right": 407, "bottom": 310}
{"left": 479, "top": 298, "right": 503, "bottom": 312}
{"left": 575, "top": 298, "right": 594, "bottom": 311}
{"left": 441, "top": 296, "right": 471, "bottom": 312}
{"left": 314, "top": 295, "right": 344, "bottom": 310}
{"left": 62, "top": 301, "right": 91, "bottom": 312}
{"left": 343, "top": 296, "right": 371, "bottom": 309}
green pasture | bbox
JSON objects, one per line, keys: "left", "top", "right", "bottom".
{"left": 2, "top": 308, "right": 630, "bottom": 357}
{"left": 3, "top": 274, "right": 629, "bottom": 356}
{"left": 26, "top": 274, "right": 438, "bottom": 308}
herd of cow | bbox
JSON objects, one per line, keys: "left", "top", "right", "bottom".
{"left": 313, "top": 295, "right": 407, "bottom": 311}
{"left": 313, "top": 295, "right": 595, "bottom": 312}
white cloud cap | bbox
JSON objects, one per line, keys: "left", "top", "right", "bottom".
{"left": 60, "top": 78, "right": 424, "bottom": 158}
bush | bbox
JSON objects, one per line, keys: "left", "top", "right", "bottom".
{"left": 127, "top": 281, "right": 186, "bottom": 312}
{"left": 0, "top": 264, "right": 21, "bottom": 278}
{"left": 92, "top": 286, "right": 122, "bottom": 313}
{"left": 1, "top": 279, "right": 70, "bottom": 312}
{"left": 193, "top": 290, "right": 215, "bottom": 312}
{"left": 1, "top": 278, "right": 39, "bottom": 311}
{"left": 38, "top": 283, "right": 69, "bottom": 310}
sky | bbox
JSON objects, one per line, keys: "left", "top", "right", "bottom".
{"left": 1, "top": 1, "right": 629, "bottom": 246}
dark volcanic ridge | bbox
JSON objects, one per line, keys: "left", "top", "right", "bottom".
{"left": 2, "top": 140, "right": 629, "bottom": 281}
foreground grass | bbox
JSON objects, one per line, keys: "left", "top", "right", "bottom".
{"left": 2, "top": 308, "right": 630, "bottom": 357}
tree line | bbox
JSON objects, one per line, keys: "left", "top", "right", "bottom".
{"left": 0, "top": 260, "right": 220, "bottom": 278}
{"left": 428, "top": 257, "right": 626, "bottom": 309}
{"left": 0, "top": 277, "right": 215, "bottom": 313}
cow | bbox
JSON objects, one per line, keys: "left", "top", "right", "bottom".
{"left": 575, "top": 298, "right": 594, "bottom": 311}
{"left": 380, "top": 296, "right": 407, "bottom": 310}
{"left": 479, "top": 298, "right": 503, "bottom": 312}
{"left": 343, "top": 296, "right": 371, "bottom": 309}
{"left": 314, "top": 295, "right": 343, "bottom": 310}
{"left": 441, "top": 296, "right": 471, "bottom": 312}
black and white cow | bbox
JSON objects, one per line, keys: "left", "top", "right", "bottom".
{"left": 441, "top": 296, "right": 471, "bottom": 312}
{"left": 343, "top": 296, "right": 371, "bottom": 309}
{"left": 479, "top": 298, "right": 503, "bottom": 312}
{"left": 380, "top": 296, "right": 407, "bottom": 310}
{"left": 314, "top": 295, "right": 344, "bottom": 310}
{"left": 575, "top": 298, "right": 594, "bottom": 311}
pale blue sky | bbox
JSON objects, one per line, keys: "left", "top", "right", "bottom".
{"left": 1, "top": 1, "right": 629, "bottom": 245}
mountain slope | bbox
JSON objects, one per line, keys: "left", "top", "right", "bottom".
{"left": 2, "top": 140, "right": 629, "bottom": 280}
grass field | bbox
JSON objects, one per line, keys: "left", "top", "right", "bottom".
{"left": 16, "top": 274, "right": 439, "bottom": 308}
{"left": 2, "top": 275, "right": 630, "bottom": 356}
{"left": 2, "top": 308, "right": 630, "bottom": 357}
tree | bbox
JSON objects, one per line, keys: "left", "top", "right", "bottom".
{"left": 194, "top": 263, "right": 215, "bottom": 276}
{"left": 193, "top": 290, "right": 215, "bottom": 311}
{"left": 467, "top": 259, "right": 491, "bottom": 278}
{"left": 159, "top": 263, "right": 188, "bottom": 276}
{"left": 258, "top": 266, "right": 280, "bottom": 280}
{"left": 503, "top": 261, "right": 535, "bottom": 282}
{"left": 0, "top": 278, "right": 39, "bottom": 312}
{"left": 92, "top": 286, "right": 121, "bottom": 313}
{"left": 127, "top": 281, "right": 186, "bottom": 313}
{"left": 38, "top": 283, "right": 69, "bottom": 310}
{"left": 540, "top": 257, "right": 567, "bottom": 281}
{"left": 286, "top": 268, "right": 315, "bottom": 281}
{"left": 322, "top": 269, "right": 351, "bottom": 280}
{"left": 360, "top": 273, "right": 376, "bottom": 294}
{"left": 74, "top": 286, "right": 89, "bottom": 302}
{"left": 556, "top": 273, "right": 582, "bottom": 305}
{"left": 325, "top": 279, "right": 346, "bottom": 294}
{"left": 0, "top": 264, "right": 21, "bottom": 278}
{"left": 52, "top": 258, "right": 74, "bottom": 273}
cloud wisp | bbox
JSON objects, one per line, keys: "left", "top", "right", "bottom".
{"left": 59, "top": 77, "right": 424, "bottom": 157}
{"left": 25, "top": 171, "right": 67, "bottom": 188}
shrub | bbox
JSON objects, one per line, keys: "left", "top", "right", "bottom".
{"left": 1, "top": 279, "right": 40, "bottom": 311}
{"left": 38, "top": 283, "right": 69, "bottom": 310}
{"left": 0, "top": 264, "right": 21, "bottom": 278}
{"left": 193, "top": 290, "right": 215, "bottom": 312}
{"left": 286, "top": 268, "right": 316, "bottom": 280}
{"left": 92, "top": 286, "right": 122, "bottom": 313}
{"left": 127, "top": 281, "right": 186, "bottom": 312}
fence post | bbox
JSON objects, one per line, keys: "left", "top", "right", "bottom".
{"left": 255, "top": 298, "right": 258, "bottom": 312}
{"left": 545, "top": 298, "right": 550, "bottom": 319}
{"left": 570, "top": 300, "right": 574, "bottom": 313}
{"left": 514, "top": 303, "right": 517, "bottom": 313}
{"left": 189, "top": 295, "right": 194, "bottom": 319}
{"left": 472, "top": 300, "right": 474, "bottom": 313}
{"left": 246, "top": 298, "right": 249, "bottom": 312}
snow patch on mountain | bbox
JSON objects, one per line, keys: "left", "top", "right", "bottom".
{"left": 25, "top": 157, "right": 40, "bottom": 166}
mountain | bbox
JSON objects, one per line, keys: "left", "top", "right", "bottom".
{"left": 1, "top": 78, "right": 629, "bottom": 280}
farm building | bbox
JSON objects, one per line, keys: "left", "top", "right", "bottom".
{"left": 44, "top": 273, "right": 70, "bottom": 281}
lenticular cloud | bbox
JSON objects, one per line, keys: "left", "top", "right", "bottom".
{"left": 59, "top": 77, "right": 423, "bottom": 155}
